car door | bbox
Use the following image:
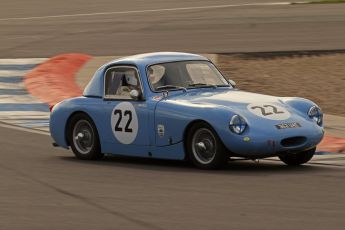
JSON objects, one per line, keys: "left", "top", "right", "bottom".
{"left": 101, "top": 65, "right": 150, "bottom": 156}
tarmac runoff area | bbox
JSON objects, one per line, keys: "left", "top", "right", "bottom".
{"left": 1, "top": 0, "right": 345, "bottom": 58}
{"left": 0, "top": 53, "right": 344, "bottom": 167}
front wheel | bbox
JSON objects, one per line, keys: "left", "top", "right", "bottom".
{"left": 186, "top": 122, "right": 228, "bottom": 169}
{"left": 68, "top": 114, "right": 103, "bottom": 160}
{"left": 279, "top": 147, "right": 316, "bottom": 166}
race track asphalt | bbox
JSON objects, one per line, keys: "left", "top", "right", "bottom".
{"left": 1, "top": 125, "right": 345, "bottom": 230}
{"left": 0, "top": 0, "right": 344, "bottom": 58}
{"left": 1, "top": 1, "right": 345, "bottom": 229}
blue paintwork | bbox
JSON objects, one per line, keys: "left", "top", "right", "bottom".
{"left": 50, "top": 52, "right": 324, "bottom": 160}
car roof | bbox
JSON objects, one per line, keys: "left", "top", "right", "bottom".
{"left": 102, "top": 52, "right": 209, "bottom": 68}
{"left": 83, "top": 52, "right": 209, "bottom": 98}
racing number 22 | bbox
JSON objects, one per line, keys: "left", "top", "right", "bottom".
{"left": 114, "top": 109, "right": 133, "bottom": 132}
{"left": 251, "top": 105, "right": 284, "bottom": 116}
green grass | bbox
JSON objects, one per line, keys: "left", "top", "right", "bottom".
{"left": 308, "top": 0, "right": 345, "bottom": 4}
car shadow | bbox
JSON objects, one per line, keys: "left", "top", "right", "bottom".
{"left": 58, "top": 154, "right": 334, "bottom": 175}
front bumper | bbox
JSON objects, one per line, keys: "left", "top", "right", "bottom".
{"left": 220, "top": 126, "right": 324, "bottom": 158}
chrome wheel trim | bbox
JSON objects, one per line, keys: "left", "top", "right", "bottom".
{"left": 191, "top": 128, "right": 217, "bottom": 165}
{"left": 72, "top": 119, "right": 94, "bottom": 155}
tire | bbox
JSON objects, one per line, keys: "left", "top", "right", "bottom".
{"left": 67, "top": 113, "right": 103, "bottom": 160}
{"left": 279, "top": 147, "right": 316, "bottom": 166}
{"left": 186, "top": 122, "right": 228, "bottom": 169}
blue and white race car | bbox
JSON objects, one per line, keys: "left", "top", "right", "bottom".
{"left": 50, "top": 52, "right": 324, "bottom": 169}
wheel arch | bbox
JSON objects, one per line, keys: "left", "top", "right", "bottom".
{"left": 183, "top": 119, "right": 229, "bottom": 168}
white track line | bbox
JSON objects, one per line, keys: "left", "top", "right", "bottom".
{"left": 0, "top": 2, "right": 291, "bottom": 21}
{"left": 0, "top": 58, "right": 47, "bottom": 65}
{"left": 0, "top": 70, "right": 30, "bottom": 77}
{"left": 0, "top": 122, "right": 49, "bottom": 135}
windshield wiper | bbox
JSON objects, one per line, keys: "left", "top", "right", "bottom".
{"left": 188, "top": 83, "right": 217, "bottom": 88}
{"left": 156, "top": 85, "right": 187, "bottom": 92}
{"left": 216, "top": 84, "right": 231, "bottom": 87}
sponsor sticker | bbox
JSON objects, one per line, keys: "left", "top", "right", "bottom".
{"left": 152, "top": 95, "right": 163, "bottom": 101}
{"left": 157, "top": 124, "right": 165, "bottom": 138}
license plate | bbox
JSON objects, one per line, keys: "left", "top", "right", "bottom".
{"left": 275, "top": 122, "right": 301, "bottom": 129}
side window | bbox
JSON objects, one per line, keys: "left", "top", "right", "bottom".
{"left": 104, "top": 67, "right": 141, "bottom": 99}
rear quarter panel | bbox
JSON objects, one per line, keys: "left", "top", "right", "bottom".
{"left": 50, "top": 97, "right": 106, "bottom": 150}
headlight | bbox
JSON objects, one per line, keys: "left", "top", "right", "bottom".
{"left": 308, "top": 106, "right": 323, "bottom": 126}
{"left": 229, "top": 115, "right": 247, "bottom": 134}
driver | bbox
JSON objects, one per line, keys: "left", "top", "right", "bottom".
{"left": 119, "top": 71, "right": 140, "bottom": 96}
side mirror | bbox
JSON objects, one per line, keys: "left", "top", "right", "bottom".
{"left": 130, "top": 89, "right": 140, "bottom": 100}
{"left": 228, "top": 79, "right": 236, "bottom": 88}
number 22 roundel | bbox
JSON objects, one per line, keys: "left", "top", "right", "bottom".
{"left": 247, "top": 103, "right": 290, "bottom": 120}
{"left": 111, "top": 102, "right": 138, "bottom": 144}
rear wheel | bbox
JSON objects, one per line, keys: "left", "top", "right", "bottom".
{"left": 279, "top": 147, "right": 316, "bottom": 166}
{"left": 186, "top": 122, "right": 228, "bottom": 169}
{"left": 68, "top": 113, "right": 103, "bottom": 160}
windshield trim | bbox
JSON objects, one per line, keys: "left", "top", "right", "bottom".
{"left": 145, "top": 60, "right": 231, "bottom": 93}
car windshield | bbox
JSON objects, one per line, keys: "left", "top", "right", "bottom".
{"left": 147, "top": 61, "right": 230, "bottom": 91}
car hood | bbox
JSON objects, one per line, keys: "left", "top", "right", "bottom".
{"left": 165, "top": 89, "right": 283, "bottom": 108}
{"left": 160, "top": 88, "right": 307, "bottom": 122}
